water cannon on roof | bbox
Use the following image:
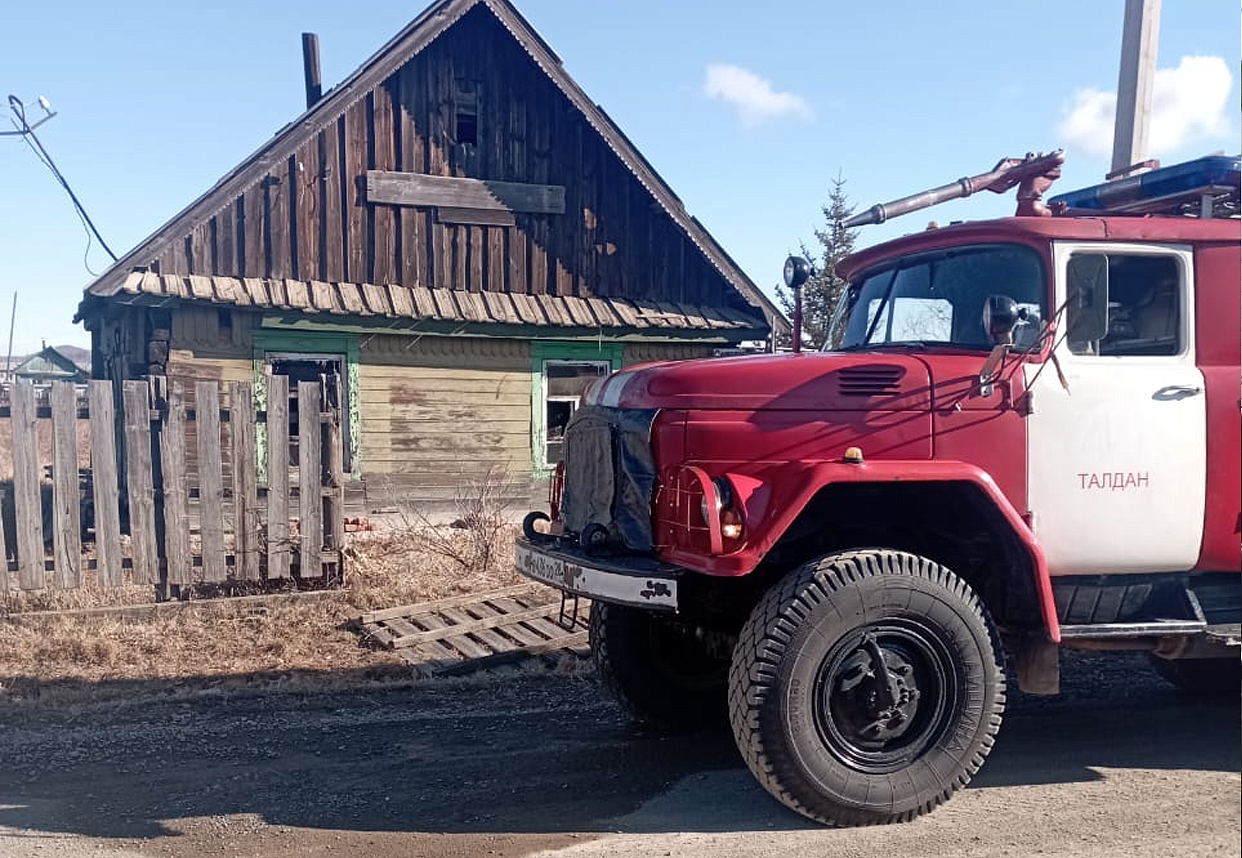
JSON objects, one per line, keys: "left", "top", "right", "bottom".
{"left": 844, "top": 150, "right": 1066, "bottom": 228}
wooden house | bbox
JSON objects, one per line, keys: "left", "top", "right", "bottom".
{"left": 75, "top": 0, "right": 785, "bottom": 516}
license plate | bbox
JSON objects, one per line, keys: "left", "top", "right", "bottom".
{"left": 516, "top": 541, "right": 579, "bottom": 590}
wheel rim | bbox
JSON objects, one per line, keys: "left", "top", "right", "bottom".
{"left": 812, "top": 619, "right": 961, "bottom": 773}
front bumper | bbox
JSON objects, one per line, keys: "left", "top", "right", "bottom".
{"left": 515, "top": 538, "right": 680, "bottom": 611}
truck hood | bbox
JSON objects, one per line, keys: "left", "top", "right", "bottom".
{"left": 585, "top": 352, "right": 933, "bottom": 411}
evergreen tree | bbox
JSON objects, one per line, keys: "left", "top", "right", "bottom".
{"left": 777, "top": 174, "right": 858, "bottom": 349}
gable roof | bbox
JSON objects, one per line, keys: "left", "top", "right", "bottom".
{"left": 77, "top": 0, "right": 787, "bottom": 335}
{"left": 12, "top": 345, "right": 90, "bottom": 382}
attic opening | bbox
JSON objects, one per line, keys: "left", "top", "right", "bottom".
{"left": 454, "top": 78, "right": 478, "bottom": 146}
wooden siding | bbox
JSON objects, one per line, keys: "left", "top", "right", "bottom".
{"left": 149, "top": 5, "right": 750, "bottom": 317}
{"left": 358, "top": 335, "right": 532, "bottom": 507}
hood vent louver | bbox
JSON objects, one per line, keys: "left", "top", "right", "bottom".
{"left": 837, "top": 366, "right": 905, "bottom": 397}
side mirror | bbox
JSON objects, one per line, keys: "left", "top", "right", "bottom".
{"left": 982, "top": 294, "right": 1023, "bottom": 345}
{"left": 1066, "top": 255, "right": 1109, "bottom": 343}
{"left": 783, "top": 256, "right": 813, "bottom": 289}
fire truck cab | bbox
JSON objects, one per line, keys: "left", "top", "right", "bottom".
{"left": 515, "top": 152, "right": 1241, "bottom": 827}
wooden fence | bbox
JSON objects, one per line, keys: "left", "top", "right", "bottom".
{"left": 0, "top": 376, "right": 344, "bottom": 595}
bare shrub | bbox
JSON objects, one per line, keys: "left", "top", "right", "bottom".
{"left": 383, "top": 465, "right": 514, "bottom": 574}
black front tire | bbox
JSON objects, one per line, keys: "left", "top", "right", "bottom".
{"left": 1149, "top": 654, "right": 1241, "bottom": 697}
{"left": 589, "top": 602, "right": 728, "bottom": 732}
{"left": 729, "top": 549, "right": 1006, "bottom": 826}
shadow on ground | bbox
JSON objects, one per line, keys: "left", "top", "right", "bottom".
{"left": 0, "top": 652, "right": 1236, "bottom": 842}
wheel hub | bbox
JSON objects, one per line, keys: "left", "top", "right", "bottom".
{"left": 813, "top": 622, "right": 956, "bottom": 773}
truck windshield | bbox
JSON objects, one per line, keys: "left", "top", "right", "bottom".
{"left": 826, "top": 243, "right": 1046, "bottom": 351}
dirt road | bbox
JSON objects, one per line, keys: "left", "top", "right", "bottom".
{"left": 0, "top": 651, "right": 1237, "bottom": 858}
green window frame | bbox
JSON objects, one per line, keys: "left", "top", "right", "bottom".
{"left": 531, "top": 341, "right": 622, "bottom": 477}
{"left": 252, "top": 329, "right": 361, "bottom": 480}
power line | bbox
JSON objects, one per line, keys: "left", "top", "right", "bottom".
{"left": 6, "top": 94, "right": 119, "bottom": 266}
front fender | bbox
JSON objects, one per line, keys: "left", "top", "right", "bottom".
{"left": 660, "top": 459, "right": 1059, "bottom": 642}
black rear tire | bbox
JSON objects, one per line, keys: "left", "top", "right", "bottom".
{"left": 589, "top": 602, "right": 728, "bottom": 732}
{"left": 729, "top": 549, "right": 1006, "bottom": 826}
{"left": 1149, "top": 654, "right": 1241, "bottom": 697}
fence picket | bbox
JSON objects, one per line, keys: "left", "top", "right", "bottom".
{"left": 123, "top": 382, "right": 159, "bottom": 584}
{"left": 160, "top": 382, "right": 191, "bottom": 586}
{"left": 297, "top": 381, "right": 322, "bottom": 578}
{"left": 89, "top": 381, "right": 122, "bottom": 587}
{"left": 195, "top": 381, "right": 227, "bottom": 582}
{"left": 266, "top": 374, "right": 290, "bottom": 578}
{"left": 230, "top": 382, "right": 259, "bottom": 581}
{"left": 0, "top": 480, "right": 9, "bottom": 591}
{"left": 11, "top": 382, "right": 45, "bottom": 589}
{"left": 51, "top": 382, "right": 82, "bottom": 588}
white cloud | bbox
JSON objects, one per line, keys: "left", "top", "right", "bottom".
{"left": 1056, "top": 55, "right": 1234, "bottom": 158}
{"left": 703, "top": 63, "right": 812, "bottom": 126}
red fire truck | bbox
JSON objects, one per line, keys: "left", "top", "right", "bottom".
{"left": 515, "top": 151, "right": 1241, "bottom": 826}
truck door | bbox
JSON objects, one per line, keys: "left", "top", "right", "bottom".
{"left": 1024, "top": 242, "right": 1206, "bottom": 575}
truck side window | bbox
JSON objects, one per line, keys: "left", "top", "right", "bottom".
{"left": 1066, "top": 254, "right": 1181, "bottom": 357}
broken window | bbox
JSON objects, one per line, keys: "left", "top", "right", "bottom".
{"left": 454, "top": 78, "right": 478, "bottom": 146}
{"left": 267, "top": 353, "right": 350, "bottom": 471}
{"left": 541, "top": 359, "right": 610, "bottom": 466}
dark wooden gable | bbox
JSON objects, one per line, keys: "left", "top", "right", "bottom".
{"left": 128, "top": 2, "right": 772, "bottom": 324}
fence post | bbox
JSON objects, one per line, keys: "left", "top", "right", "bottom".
{"left": 322, "top": 375, "right": 345, "bottom": 585}
{"left": 297, "top": 381, "right": 322, "bottom": 578}
{"left": 195, "top": 381, "right": 227, "bottom": 583}
{"left": 230, "top": 381, "right": 259, "bottom": 581}
{"left": 50, "top": 381, "right": 82, "bottom": 589}
{"left": 123, "top": 381, "right": 158, "bottom": 584}
{"left": 160, "top": 381, "right": 191, "bottom": 590}
{"left": 11, "top": 382, "right": 45, "bottom": 589}
{"left": 266, "top": 374, "right": 290, "bottom": 579}
{"left": 89, "top": 380, "right": 122, "bottom": 587}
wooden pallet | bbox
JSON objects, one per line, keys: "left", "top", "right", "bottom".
{"left": 357, "top": 584, "right": 590, "bottom": 676}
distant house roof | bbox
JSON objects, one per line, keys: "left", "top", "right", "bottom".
{"left": 75, "top": 0, "right": 787, "bottom": 336}
{"left": 103, "top": 272, "right": 770, "bottom": 341}
{"left": 12, "top": 345, "right": 90, "bottom": 383}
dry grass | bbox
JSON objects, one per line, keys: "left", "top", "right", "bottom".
{"left": 0, "top": 526, "right": 551, "bottom": 709}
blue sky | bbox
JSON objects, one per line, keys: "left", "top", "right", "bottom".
{"left": 1, "top": 0, "right": 1237, "bottom": 354}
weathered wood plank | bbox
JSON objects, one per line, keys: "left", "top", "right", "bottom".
{"left": 357, "top": 583, "right": 539, "bottom": 624}
{"left": 266, "top": 374, "right": 291, "bottom": 578}
{"left": 242, "top": 186, "right": 263, "bottom": 278}
{"left": 436, "top": 630, "right": 589, "bottom": 676}
{"left": 366, "top": 171, "right": 565, "bottom": 214}
{"left": 386, "top": 602, "right": 565, "bottom": 648}
{"left": 297, "top": 381, "right": 323, "bottom": 578}
{"left": 195, "top": 381, "right": 227, "bottom": 582}
{"left": 89, "top": 381, "right": 122, "bottom": 587}
{"left": 372, "top": 81, "right": 397, "bottom": 287}
{"left": 229, "top": 382, "right": 260, "bottom": 581}
{"left": 123, "top": 382, "right": 158, "bottom": 584}
{"left": 344, "top": 100, "right": 368, "bottom": 283}
{"left": 323, "top": 123, "right": 344, "bottom": 281}
{"left": 323, "top": 377, "right": 345, "bottom": 563}
{"left": 296, "top": 139, "right": 319, "bottom": 281}
{"left": 0, "top": 480, "right": 9, "bottom": 589}
{"left": 436, "top": 207, "right": 515, "bottom": 227}
{"left": 160, "top": 382, "right": 191, "bottom": 587}
{"left": 49, "top": 382, "right": 81, "bottom": 589}
{"left": 10, "top": 383, "right": 44, "bottom": 589}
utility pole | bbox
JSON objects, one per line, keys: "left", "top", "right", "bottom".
{"left": 1110, "top": 0, "right": 1162, "bottom": 177}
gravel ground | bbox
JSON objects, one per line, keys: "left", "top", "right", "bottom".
{"left": 0, "top": 650, "right": 1237, "bottom": 858}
